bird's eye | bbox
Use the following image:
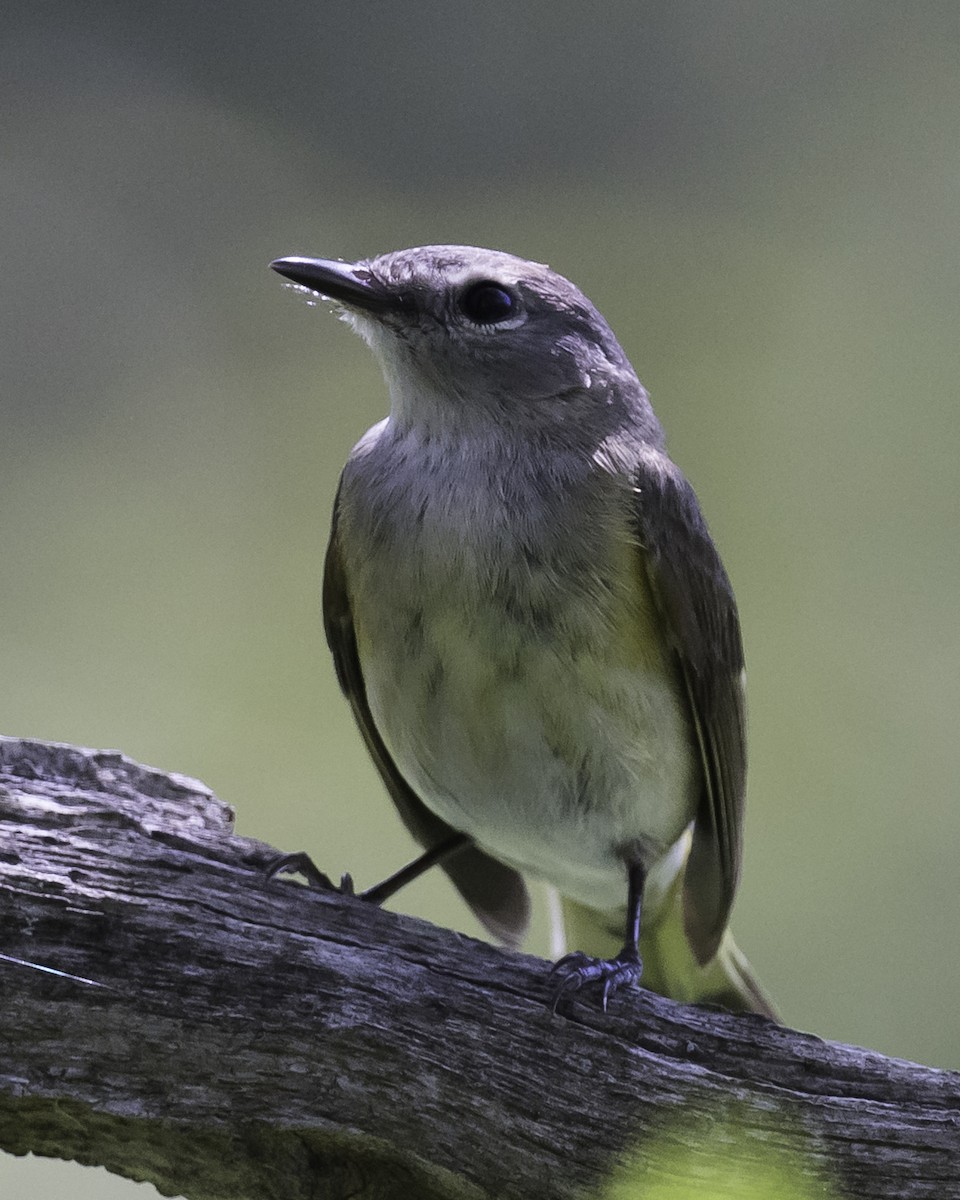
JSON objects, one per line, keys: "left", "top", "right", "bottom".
{"left": 458, "top": 281, "right": 517, "bottom": 325}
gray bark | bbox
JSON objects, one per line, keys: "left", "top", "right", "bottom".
{"left": 0, "top": 735, "right": 957, "bottom": 1199}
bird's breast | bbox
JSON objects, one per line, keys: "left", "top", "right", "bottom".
{"left": 338, "top": 433, "right": 698, "bottom": 909}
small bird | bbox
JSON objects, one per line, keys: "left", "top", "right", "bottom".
{"left": 271, "top": 246, "right": 776, "bottom": 1017}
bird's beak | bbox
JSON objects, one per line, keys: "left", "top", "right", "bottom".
{"left": 270, "top": 256, "right": 396, "bottom": 313}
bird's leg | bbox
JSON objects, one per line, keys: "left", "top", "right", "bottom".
{"left": 264, "top": 831, "right": 471, "bottom": 905}
{"left": 360, "top": 832, "right": 471, "bottom": 903}
{"left": 551, "top": 860, "right": 646, "bottom": 1012}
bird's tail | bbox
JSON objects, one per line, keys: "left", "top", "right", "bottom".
{"left": 555, "top": 866, "right": 778, "bottom": 1020}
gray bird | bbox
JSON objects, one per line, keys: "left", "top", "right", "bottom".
{"left": 271, "top": 245, "right": 776, "bottom": 1017}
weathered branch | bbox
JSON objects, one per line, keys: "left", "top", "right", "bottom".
{"left": 0, "top": 736, "right": 957, "bottom": 1199}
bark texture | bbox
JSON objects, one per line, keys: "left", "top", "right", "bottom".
{"left": 0, "top": 736, "right": 957, "bottom": 1199}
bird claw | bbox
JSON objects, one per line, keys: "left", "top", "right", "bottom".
{"left": 550, "top": 950, "right": 644, "bottom": 1014}
{"left": 264, "top": 851, "right": 356, "bottom": 896}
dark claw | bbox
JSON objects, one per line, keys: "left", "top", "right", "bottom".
{"left": 265, "top": 851, "right": 355, "bottom": 895}
{"left": 550, "top": 950, "right": 644, "bottom": 1013}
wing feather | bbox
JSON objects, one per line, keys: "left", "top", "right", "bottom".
{"left": 632, "top": 455, "right": 747, "bottom": 964}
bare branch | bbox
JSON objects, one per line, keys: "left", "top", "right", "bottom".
{"left": 0, "top": 736, "right": 957, "bottom": 1199}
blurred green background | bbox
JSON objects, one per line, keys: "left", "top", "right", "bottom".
{"left": 2, "top": 2, "right": 958, "bottom": 1195}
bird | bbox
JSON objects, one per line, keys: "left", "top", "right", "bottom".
{"left": 270, "top": 245, "right": 777, "bottom": 1018}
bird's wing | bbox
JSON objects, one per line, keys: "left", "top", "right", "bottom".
{"left": 631, "top": 452, "right": 747, "bottom": 965}
{"left": 323, "top": 484, "right": 531, "bottom": 947}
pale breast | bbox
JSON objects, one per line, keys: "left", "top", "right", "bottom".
{"left": 339, "top": 428, "right": 698, "bottom": 910}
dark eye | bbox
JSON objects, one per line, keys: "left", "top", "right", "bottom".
{"left": 458, "top": 281, "right": 517, "bottom": 325}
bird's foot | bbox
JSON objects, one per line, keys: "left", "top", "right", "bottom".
{"left": 265, "top": 835, "right": 470, "bottom": 907}
{"left": 550, "top": 948, "right": 643, "bottom": 1014}
{"left": 264, "top": 851, "right": 357, "bottom": 896}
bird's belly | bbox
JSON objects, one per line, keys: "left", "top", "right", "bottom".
{"left": 359, "top": 599, "right": 697, "bottom": 912}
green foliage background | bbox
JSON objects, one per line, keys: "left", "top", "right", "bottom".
{"left": 2, "top": 3, "right": 958, "bottom": 1196}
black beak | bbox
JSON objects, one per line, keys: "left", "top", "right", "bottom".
{"left": 270, "top": 256, "right": 395, "bottom": 313}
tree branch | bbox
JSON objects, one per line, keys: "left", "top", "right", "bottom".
{"left": 0, "top": 736, "right": 957, "bottom": 1199}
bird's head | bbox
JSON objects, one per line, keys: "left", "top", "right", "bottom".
{"left": 272, "top": 245, "right": 661, "bottom": 448}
